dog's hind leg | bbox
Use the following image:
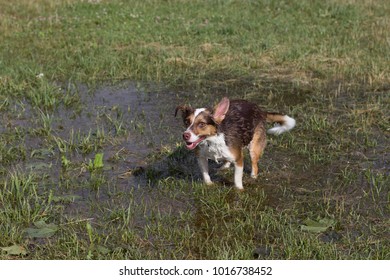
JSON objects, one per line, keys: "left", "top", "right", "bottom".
{"left": 249, "top": 124, "right": 267, "bottom": 179}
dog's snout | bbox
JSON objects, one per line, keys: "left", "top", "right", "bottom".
{"left": 183, "top": 131, "right": 191, "bottom": 141}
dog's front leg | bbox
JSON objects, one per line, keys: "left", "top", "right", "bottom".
{"left": 197, "top": 156, "right": 212, "bottom": 185}
{"left": 233, "top": 163, "right": 244, "bottom": 190}
{"left": 233, "top": 154, "right": 244, "bottom": 190}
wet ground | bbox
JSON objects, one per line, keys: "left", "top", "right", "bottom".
{"left": 1, "top": 78, "right": 389, "bottom": 259}
{"left": 1, "top": 82, "right": 193, "bottom": 224}
{"left": 3, "top": 79, "right": 388, "bottom": 202}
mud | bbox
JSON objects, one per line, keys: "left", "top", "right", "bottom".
{"left": 2, "top": 76, "right": 389, "bottom": 259}
{"left": 0, "top": 81, "right": 193, "bottom": 224}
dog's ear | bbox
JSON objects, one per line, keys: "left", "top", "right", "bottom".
{"left": 175, "top": 105, "right": 193, "bottom": 118}
{"left": 212, "top": 97, "right": 230, "bottom": 124}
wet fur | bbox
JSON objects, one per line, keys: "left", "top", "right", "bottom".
{"left": 175, "top": 97, "right": 295, "bottom": 190}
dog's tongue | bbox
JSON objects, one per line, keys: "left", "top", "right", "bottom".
{"left": 185, "top": 137, "right": 205, "bottom": 150}
{"left": 186, "top": 142, "right": 198, "bottom": 150}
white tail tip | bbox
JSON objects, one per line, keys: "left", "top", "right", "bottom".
{"left": 267, "top": 115, "right": 296, "bottom": 135}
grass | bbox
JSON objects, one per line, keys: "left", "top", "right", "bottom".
{"left": 0, "top": 0, "right": 389, "bottom": 260}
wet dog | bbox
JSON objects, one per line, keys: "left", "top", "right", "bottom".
{"left": 175, "top": 97, "right": 295, "bottom": 190}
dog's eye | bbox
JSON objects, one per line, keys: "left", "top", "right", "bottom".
{"left": 184, "top": 119, "right": 191, "bottom": 126}
{"left": 198, "top": 122, "right": 207, "bottom": 129}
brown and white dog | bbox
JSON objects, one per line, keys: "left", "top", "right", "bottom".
{"left": 175, "top": 97, "right": 295, "bottom": 190}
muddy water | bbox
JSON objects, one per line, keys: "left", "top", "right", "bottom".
{"left": 56, "top": 82, "right": 182, "bottom": 162}
{"left": 3, "top": 82, "right": 195, "bottom": 218}
{"left": 89, "top": 83, "right": 195, "bottom": 184}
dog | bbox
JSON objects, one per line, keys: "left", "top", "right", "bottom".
{"left": 175, "top": 97, "right": 295, "bottom": 190}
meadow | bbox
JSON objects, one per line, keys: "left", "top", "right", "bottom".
{"left": 0, "top": 0, "right": 389, "bottom": 259}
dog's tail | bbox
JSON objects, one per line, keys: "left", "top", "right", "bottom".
{"left": 266, "top": 112, "right": 296, "bottom": 135}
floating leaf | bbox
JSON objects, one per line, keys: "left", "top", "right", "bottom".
{"left": 300, "top": 218, "right": 335, "bottom": 233}
{"left": 88, "top": 153, "right": 104, "bottom": 172}
{"left": 93, "top": 153, "right": 104, "bottom": 169}
{"left": 25, "top": 220, "right": 59, "bottom": 238}
{"left": 1, "top": 245, "right": 27, "bottom": 256}
{"left": 25, "top": 227, "right": 57, "bottom": 238}
{"left": 61, "top": 155, "right": 71, "bottom": 168}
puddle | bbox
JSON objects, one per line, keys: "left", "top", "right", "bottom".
{"left": 54, "top": 82, "right": 182, "bottom": 155}
{"left": 0, "top": 81, "right": 195, "bottom": 220}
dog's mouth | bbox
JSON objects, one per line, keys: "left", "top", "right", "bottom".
{"left": 185, "top": 136, "right": 206, "bottom": 150}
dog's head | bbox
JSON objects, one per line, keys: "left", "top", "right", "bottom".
{"left": 175, "top": 97, "right": 230, "bottom": 150}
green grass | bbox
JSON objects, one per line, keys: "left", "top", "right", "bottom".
{"left": 0, "top": 0, "right": 389, "bottom": 260}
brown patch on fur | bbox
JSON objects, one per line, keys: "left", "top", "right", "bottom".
{"left": 249, "top": 124, "right": 267, "bottom": 177}
{"left": 191, "top": 110, "right": 218, "bottom": 137}
{"left": 228, "top": 146, "right": 244, "bottom": 167}
{"left": 266, "top": 112, "right": 286, "bottom": 124}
